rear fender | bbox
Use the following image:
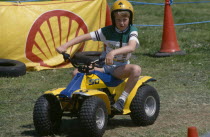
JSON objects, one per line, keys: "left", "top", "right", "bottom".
{"left": 73, "top": 89, "right": 111, "bottom": 114}
{"left": 123, "top": 76, "right": 156, "bottom": 114}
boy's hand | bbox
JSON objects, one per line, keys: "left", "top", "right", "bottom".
{"left": 56, "top": 45, "right": 67, "bottom": 54}
{"left": 105, "top": 51, "right": 114, "bottom": 65}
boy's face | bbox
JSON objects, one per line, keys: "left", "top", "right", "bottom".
{"left": 114, "top": 13, "right": 130, "bottom": 31}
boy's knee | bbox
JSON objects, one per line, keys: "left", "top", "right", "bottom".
{"left": 72, "top": 69, "right": 78, "bottom": 77}
{"left": 132, "top": 65, "right": 141, "bottom": 76}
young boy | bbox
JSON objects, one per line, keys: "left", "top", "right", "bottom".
{"left": 56, "top": 0, "right": 141, "bottom": 113}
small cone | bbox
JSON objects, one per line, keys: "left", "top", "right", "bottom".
{"left": 188, "top": 127, "right": 199, "bottom": 137}
{"left": 155, "top": 0, "right": 186, "bottom": 57}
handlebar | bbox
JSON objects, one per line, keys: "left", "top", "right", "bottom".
{"left": 61, "top": 52, "right": 105, "bottom": 73}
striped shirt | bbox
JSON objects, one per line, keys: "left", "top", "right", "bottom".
{"left": 90, "top": 25, "right": 139, "bottom": 61}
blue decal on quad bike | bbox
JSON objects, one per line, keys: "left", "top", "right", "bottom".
{"left": 93, "top": 70, "right": 123, "bottom": 87}
{"left": 60, "top": 73, "right": 85, "bottom": 97}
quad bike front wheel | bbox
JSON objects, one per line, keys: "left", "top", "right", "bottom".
{"left": 79, "top": 96, "right": 108, "bottom": 137}
{"left": 130, "top": 84, "right": 160, "bottom": 126}
{"left": 33, "top": 94, "right": 62, "bottom": 136}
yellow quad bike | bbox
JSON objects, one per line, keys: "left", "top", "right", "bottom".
{"left": 33, "top": 51, "right": 160, "bottom": 137}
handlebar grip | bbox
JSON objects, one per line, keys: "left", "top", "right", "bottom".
{"left": 94, "top": 56, "right": 105, "bottom": 68}
{"left": 62, "top": 53, "right": 71, "bottom": 62}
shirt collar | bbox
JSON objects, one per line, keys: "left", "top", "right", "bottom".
{"left": 115, "top": 27, "right": 129, "bottom": 33}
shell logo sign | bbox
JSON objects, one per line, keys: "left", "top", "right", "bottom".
{"left": 25, "top": 10, "right": 88, "bottom": 68}
{"left": 0, "top": 0, "right": 107, "bottom": 70}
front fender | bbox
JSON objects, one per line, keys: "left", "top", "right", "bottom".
{"left": 123, "top": 76, "right": 156, "bottom": 114}
{"left": 73, "top": 90, "right": 111, "bottom": 114}
{"left": 44, "top": 88, "right": 66, "bottom": 95}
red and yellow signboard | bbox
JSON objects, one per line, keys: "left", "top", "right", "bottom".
{"left": 0, "top": 0, "right": 108, "bottom": 70}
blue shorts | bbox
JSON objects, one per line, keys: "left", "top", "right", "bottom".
{"left": 103, "top": 60, "right": 130, "bottom": 75}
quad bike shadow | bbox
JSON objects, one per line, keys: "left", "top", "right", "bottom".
{"left": 33, "top": 51, "right": 160, "bottom": 137}
{"left": 60, "top": 116, "right": 136, "bottom": 137}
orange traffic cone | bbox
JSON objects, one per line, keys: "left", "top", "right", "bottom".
{"left": 188, "top": 127, "right": 199, "bottom": 137}
{"left": 105, "top": 4, "right": 112, "bottom": 26}
{"left": 155, "top": 0, "right": 186, "bottom": 57}
{"left": 103, "top": 4, "right": 112, "bottom": 51}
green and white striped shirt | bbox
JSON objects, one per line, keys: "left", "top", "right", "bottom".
{"left": 90, "top": 25, "right": 139, "bottom": 61}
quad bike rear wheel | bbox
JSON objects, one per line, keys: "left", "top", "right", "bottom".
{"left": 79, "top": 96, "right": 108, "bottom": 137}
{"left": 130, "top": 84, "right": 160, "bottom": 126}
{"left": 33, "top": 94, "right": 62, "bottom": 136}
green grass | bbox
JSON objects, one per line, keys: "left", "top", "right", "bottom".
{"left": 1, "top": 0, "right": 210, "bottom": 136}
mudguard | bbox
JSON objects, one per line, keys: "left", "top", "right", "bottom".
{"left": 44, "top": 88, "right": 111, "bottom": 114}
{"left": 44, "top": 88, "right": 65, "bottom": 95}
{"left": 123, "top": 76, "right": 156, "bottom": 114}
{"left": 73, "top": 89, "right": 111, "bottom": 114}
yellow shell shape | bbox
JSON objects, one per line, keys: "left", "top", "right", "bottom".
{"left": 26, "top": 10, "right": 88, "bottom": 68}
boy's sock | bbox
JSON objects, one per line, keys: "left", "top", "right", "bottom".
{"left": 119, "top": 91, "right": 129, "bottom": 102}
{"left": 112, "top": 91, "right": 129, "bottom": 113}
